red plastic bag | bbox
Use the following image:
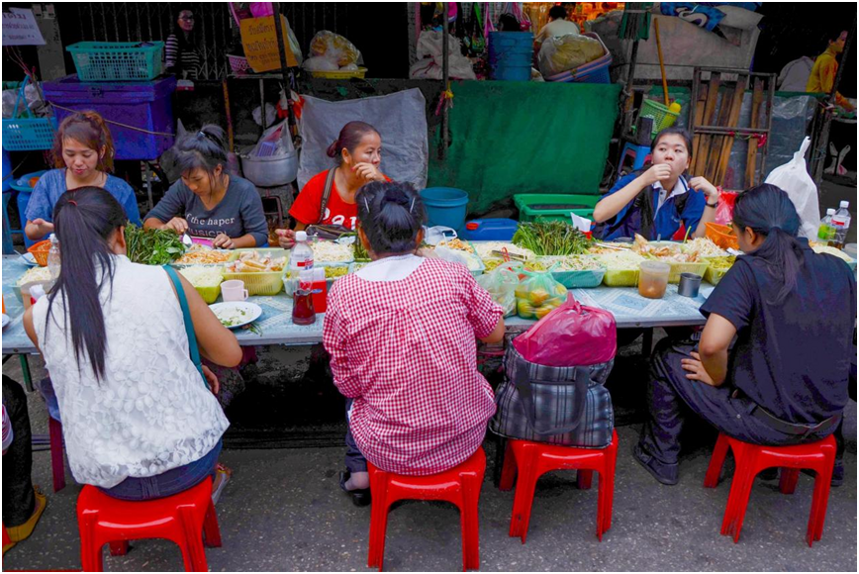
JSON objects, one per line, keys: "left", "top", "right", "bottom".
{"left": 512, "top": 293, "right": 616, "bottom": 367}
{"left": 715, "top": 191, "right": 738, "bottom": 225}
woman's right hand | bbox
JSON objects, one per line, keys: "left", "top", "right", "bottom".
{"left": 640, "top": 163, "right": 673, "bottom": 187}
{"left": 163, "top": 217, "right": 189, "bottom": 234}
{"left": 275, "top": 228, "right": 296, "bottom": 249}
{"left": 30, "top": 218, "right": 55, "bottom": 236}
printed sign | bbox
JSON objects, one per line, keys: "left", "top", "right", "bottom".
{"left": 3, "top": 8, "right": 46, "bottom": 46}
{"left": 240, "top": 15, "right": 297, "bottom": 72}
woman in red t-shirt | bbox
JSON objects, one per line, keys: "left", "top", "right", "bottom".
{"left": 276, "top": 121, "right": 387, "bottom": 248}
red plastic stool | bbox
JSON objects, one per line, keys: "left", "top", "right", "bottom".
{"left": 704, "top": 432, "right": 836, "bottom": 546}
{"left": 2, "top": 522, "right": 10, "bottom": 549}
{"left": 49, "top": 416, "right": 65, "bottom": 492}
{"left": 367, "top": 447, "right": 486, "bottom": 572}
{"left": 77, "top": 478, "right": 222, "bottom": 572}
{"left": 499, "top": 429, "right": 618, "bottom": 542}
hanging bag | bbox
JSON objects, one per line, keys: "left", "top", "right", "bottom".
{"left": 163, "top": 265, "right": 207, "bottom": 387}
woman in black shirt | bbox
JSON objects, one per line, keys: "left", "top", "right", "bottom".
{"left": 635, "top": 184, "right": 856, "bottom": 486}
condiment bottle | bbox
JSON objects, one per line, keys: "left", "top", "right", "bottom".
{"left": 292, "top": 269, "right": 316, "bottom": 326}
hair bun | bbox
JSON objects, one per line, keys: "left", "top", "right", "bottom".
{"left": 381, "top": 188, "right": 409, "bottom": 207}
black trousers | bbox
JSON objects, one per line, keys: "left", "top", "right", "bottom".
{"left": 639, "top": 335, "right": 838, "bottom": 468}
{"left": 3, "top": 375, "right": 35, "bottom": 527}
{"left": 344, "top": 398, "right": 368, "bottom": 474}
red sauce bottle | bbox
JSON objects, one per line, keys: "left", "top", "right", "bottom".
{"left": 292, "top": 271, "right": 316, "bottom": 326}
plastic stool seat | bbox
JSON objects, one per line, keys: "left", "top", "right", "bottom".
{"left": 77, "top": 478, "right": 221, "bottom": 572}
{"left": 618, "top": 142, "right": 652, "bottom": 175}
{"left": 499, "top": 429, "right": 618, "bottom": 542}
{"left": 367, "top": 447, "right": 486, "bottom": 572}
{"left": 703, "top": 432, "right": 836, "bottom": 546}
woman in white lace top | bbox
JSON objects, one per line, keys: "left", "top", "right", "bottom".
{"left": 23, "top": 187, "right": 242, "bottom": 500}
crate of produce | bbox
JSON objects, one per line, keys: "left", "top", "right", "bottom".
{"left": 177, "top": 266, "right": 225, "bottom": 304}
{"left": 224, "top": 248, "right": 287, "bottom": 296}
{"left": 538, "top": 255, "right": 606, "bottom": 289}
{"left": 43, "top": 75, "right": 177, "bottom": 161}
{"left": 514, "top": 194, "right": 600, "bottom": 223}
{"left": 66, "top": 42, "right": 164, "bottom": 82}
{"left": 703, "top": 256, "right": 735, "bottom": 286}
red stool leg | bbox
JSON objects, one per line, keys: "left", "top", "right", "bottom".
{"left": 2, "top": 522, "right": 11, "bottom": 548}
{"left": 704, "top": 433, "right": 730, "bottom": 488}
{"left": 778, "top": 468, "right": 800, "bottom": 494}
{"left": 109, "top": 541, "right": 129, "bottom": 556}
{"left": 78, "top": 510, "right": 105, "bottom": 572}
{"left": 576, "top": 470, "right": 593, "bottom": 490}
{"left": 597, "top": 430, "right": 619, "bottom": 540}
{"left": 509, "top": 445, "right": 540, "bottom": 543}
{"left": 808, "top": 444, "right": 836, "bottom": 546}
{"left": 367, "top": 468, "right": 390, "bottom": 570}
{"left": 498, "top": 441, "right": 517, "bottom": 492}
{"left": 460, "top": 470, "right": 483, "bottom": 571}
{"left": 722, "top": 445, "right": 758, "bottom": 542}
{"left": 203, "top": 499, "right": 222, "bottom": 548}
{"left": 49, "top": 417, "right": 66, "bottom": 492}
{"left": 178, "top": 506, "right": 208, "bottom": 572}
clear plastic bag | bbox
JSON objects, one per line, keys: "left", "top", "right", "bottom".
{"left": 477, "top": 262, "right": 523, "bottom": 317}
{"left": 514, "top": 271, "right": 567, "bottom": 320}
{"left": 309, "top": 30, "right": 362, "bottom": 68}
{"left": 537, "top": 33, "right": 604, "bottom": 77}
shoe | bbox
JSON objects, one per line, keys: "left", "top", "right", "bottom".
{"left": 6, "top": 486, "right": 47, "bottom": 544}
{"left": 758, "top": 467, "right": 779, "bottom": 481}
{"left": 801, "top": 460, "right": 844, "bottom": 487}
{"left": 633, "top": 444, "right": 679, "bottom": 486}
{"left": 339, "top": 471, "right": 371, "bottom": 507}
{"left": 211, "top": 464, "right": 232, "bottom": 505}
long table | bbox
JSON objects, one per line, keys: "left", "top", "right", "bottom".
{"left": 2, "top": 255, "right": 710, "bottom": 356}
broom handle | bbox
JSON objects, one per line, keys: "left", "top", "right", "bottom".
{"left": 654, "top": 19, "right": 669, "bottom": 106}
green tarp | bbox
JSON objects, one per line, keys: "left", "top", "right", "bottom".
{"left": 427, "top": 81, "right": 621, "bottom": 215}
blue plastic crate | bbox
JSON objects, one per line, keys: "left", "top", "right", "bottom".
{"left": 66, "top": 42, "right": 164, "bottom": 82}
{"left": 2, "top": 117, "right": 58, "bottom": 151}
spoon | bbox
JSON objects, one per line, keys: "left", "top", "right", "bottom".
{"left": 181, "top": 233, "right": 193, "bottom": 249}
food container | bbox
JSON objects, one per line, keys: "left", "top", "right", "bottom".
{"left": 27, "top": 239, "right": 52, "bottom": 267}
{"left": 638, "top": 261, "right": 670, "bottom": 299}
{"left": 240, "top": 151, "right": 298, "bottom": 187}
{"left": 702, "top": 256, "right": 735, "bottom": 285}
{"left": 552, "top": 268, "right": 606, "bottom": 289}
{"left": 677, "top": 273, "right": 703, "bottom": 298}
{"left": 665, "top": 261, "right": 709, "bottom": 284}
{"left": 705, "top": 222, "right": 739, "bottom": 251}
{"left": 602, "top": 268, "right": 639, "bottom": 287}
{"left": 224, "top": 248, "right": 287, "bottom": 296}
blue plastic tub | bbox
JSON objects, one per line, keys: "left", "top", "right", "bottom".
{"left": 421, "top": 187, "right": 469, "bottom": 230}
{"left": 489, "top": 32, "right": 533, "bottom": 82}
{"left": 461, "top": 218, "right": 519, "bottom": 241}
{"left": 43, "top": 75, "right": 177, "bottom": 160}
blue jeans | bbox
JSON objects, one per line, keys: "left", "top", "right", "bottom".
{"left": 99, "top": 440, "right": 222, "bottom": 501}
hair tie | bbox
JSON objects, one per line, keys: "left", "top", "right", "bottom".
{"left": 197, "top": 131, "right": 206, "bottom": 139}
{"left": 68, "top": 200, "right": 78, "bottom": 206}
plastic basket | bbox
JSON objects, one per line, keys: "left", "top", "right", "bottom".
{"left": 66, "top": 42, "right": 164, "bottom": 82}
{"left": 228, "top": 55, "right": 251, "bottom": 76}
{"left": 664, "top": 261, "right": 708, "bottom": 284}
{"left": 638, "top": 99, "right": 679, "bottom": 139}
{"left": 225, "top": 248, "right": 287, "bottom": 296}
{"left": 514, "top": 194, "right": 600, "bottom": 222}
{"left": 0, "top": 76, "right": 57, "bottom": 151}
{"left": 705, "top": 222, "right": 739, "bottom": 251}
{"left": 27, "top": 239, "right": 52, "bottom": 267}
{"left": 602, "top": 268, "right": 640, "bottom": 287}
{"left": 703, "top": 259, "right": 735, "bottom": 286}
{"left": 309, "top": 67, "right": 368, "bottom": 80}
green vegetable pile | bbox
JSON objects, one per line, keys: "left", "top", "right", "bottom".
{"left": 512, "top": 221, "right": 593, "bottom": 256}
{"left": 124, "top": 224, "right": 185, "bottom": 265}
{"left": 353, "top": 237, "right": 370, "bottom": 261}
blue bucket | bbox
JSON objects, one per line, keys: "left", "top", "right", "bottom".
{"left": 420, "top": 187, "right": 469, "bottom": 230}
{"left": 488, "top": 32, "right": 534, "bottom": 81}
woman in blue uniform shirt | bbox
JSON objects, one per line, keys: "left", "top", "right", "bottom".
{"left": 594, "top": 128, "right": 721, "bottom": 241}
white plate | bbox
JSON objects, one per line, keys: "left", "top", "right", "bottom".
{"left": 20, "top": 253, "right": 38, "bottom": 267}
{"left": 2, "top": 314, "right": 10, "bottom": 330}
{"left": 208, "top": 302, "right": 262, "bottom": 329}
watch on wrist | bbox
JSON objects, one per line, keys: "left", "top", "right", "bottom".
{"left": 706, "top": 201, "right": 719, "bottom": 208}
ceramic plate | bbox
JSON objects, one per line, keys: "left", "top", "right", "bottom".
{"left": 208, "top": 302, "right": 262, "bottom": 329}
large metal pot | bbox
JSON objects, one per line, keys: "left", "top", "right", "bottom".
{"left": 240, "top": 150, "right": 298, "bottom": 187}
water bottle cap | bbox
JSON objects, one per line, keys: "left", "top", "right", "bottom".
{"left": 840, "top": 201, "right": 849, "bottom": 209}
{"left": 49, "top": 233, "right": 57, "bottom": 242}
{"left": 827, "top": 208, "right": 836, "bottom": 215}
{"left": 295, "top": 231, "right": 308, "bottom": 242}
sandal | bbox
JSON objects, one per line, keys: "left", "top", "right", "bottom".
{"left": 339, "top": 471, "right": 371, "bottom": 507}
{"left": 211, "top": 464, "right": 232, "bottom": 505}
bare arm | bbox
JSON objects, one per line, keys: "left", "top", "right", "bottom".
{"left": 688, "top": 177, "right": 721, "bottom": 239}
{"left": 478, "top": 316, "right": 506, "bottom": 345}
{"left": 23, "top": 307, "right": 41, "bottom": 354}
{"left": 696, "top": 313, "right": 737, "bottom": 387}
{"left": 25, "top": 219, "right": 54, "bottom": 240}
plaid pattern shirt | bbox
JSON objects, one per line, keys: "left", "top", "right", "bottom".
{"left": 324, "top": 257, "right": 503, "bottom": 475}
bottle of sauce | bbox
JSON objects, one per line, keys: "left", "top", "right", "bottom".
{"left": 292, "top": 269, "right": 316, "bottom": 326}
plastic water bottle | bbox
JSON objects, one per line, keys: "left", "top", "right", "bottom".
{"left": 289, "top": 231, "right": 314, "bottom": 273}
{"left": 47, "top": 233, "right": 61, "bottom": 281}
{"left": 829, "top": 201, "right": 852, "bottom": 250}
{"left": 817, "top": 208, "right": 836, "bottom": 242}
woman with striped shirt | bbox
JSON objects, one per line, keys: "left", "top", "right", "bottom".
{"left": 165, "top": 9, "right": 202, "bottom": 80}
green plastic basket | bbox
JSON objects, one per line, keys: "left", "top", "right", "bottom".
{"left": 66, "top": 41, "right": 164, "bottom": 82}
{"left": 638, "top": 99, "right": 680, "bottom": 139}
{"left": 514, "top": 194, "right": 600, "bottom": 223}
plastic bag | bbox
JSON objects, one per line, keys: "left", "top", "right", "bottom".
{"left": 764, "top": 137, "right": 819, "bottom": 239}
{"left": 478, "top": 262, "right": 523, "bottom": 317}
{"left": 512, "top": 293, "right": 617, "bottom": 367}
{"left": 537, "top": 33, "right": 604, "bottom": 77}
{"left": 309, "top": 30, "right": 362, "bottom": 68}
{"left": 433, "top": 246, "right": 481, "bottom": 272}
{"left": 715, "top": 191, "right": 738, "bottom": 226}
{"left": 249, "top": 119, "right": 295, "bottom": 157}
{"left": 514, "top": 271, "right": 567, "bottom": 320}
{"left": 410, "top": 31, "right": 477, "bottom": 80}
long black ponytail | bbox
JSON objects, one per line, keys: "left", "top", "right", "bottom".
{"left": 732, "top": 183, "right": 804, "bottom": 305}
{"left": 47, "top": 187, "right": 128, "bottom": 381}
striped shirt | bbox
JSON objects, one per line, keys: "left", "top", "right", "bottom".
{"left": 165, "top": 34, "right": 201, "bottom": 80}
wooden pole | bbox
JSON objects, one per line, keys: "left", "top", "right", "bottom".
{"left": 272, "top": 4, "right": 296, "bottom": 135}
{"left": 654, "top": 19, "right": 669, "bottom": 106}
{"left": 715, "top": 75, "right": 748, "bottom": 185}
{"left": 440, "top": 2, "right": 450, "bottom": 160}
{"left": 745, "top": 78, "right": 764, "bottom": 187}
{"left": 695, "top": 72, "right": 721, "bottom": 175}
{"left": 223, "top": 79, "right": 234, "bottom": 153}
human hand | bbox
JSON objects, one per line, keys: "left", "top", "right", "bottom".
{"left": 212, "top": 233, "right": 235, "bottom": 249}
{"left": 31, "top": 218, "right": 55, "bottom": 235}
{"left": 681, "top": 351, "right": 715, "bottom": 386}
{"left": 164, "top": 217, "right": 189, "bottom": 234}
{"left": 353, "top": 162, "right": 384, "bottom": 183}
{"left": 688, "top": 177, "right": 720, "bottom": 201}
{"left": 201, "top": 365, "right": 220, "bottom": 395}
{"left": 640, "top": 163, "right": 673, "bottom": 187}
{"left": 275, "top": 228, "right": 296, "bottom": 249}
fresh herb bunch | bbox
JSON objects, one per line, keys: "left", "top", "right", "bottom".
{"left": 124, "top": 224, "right": 185, "bottom": 265}
{"left": 353, "top": 236, "right": 370, "bottom": 261}
{"left": 512, "top": 221, "right": 593, "bottom": 256}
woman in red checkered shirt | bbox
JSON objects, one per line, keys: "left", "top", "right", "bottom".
{"left": 323, "top": 181, "right": 505, "bottom": 506}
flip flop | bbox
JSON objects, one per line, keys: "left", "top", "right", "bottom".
{"left": 339, "top": 471, "right": 371, "bottom": 507}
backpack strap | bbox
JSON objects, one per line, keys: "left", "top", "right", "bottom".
{"left": 163, "top": 265, "right": 206, "bottom": 386}
{"left": 318, "top": 168, "right": 337, "bottom": 225}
